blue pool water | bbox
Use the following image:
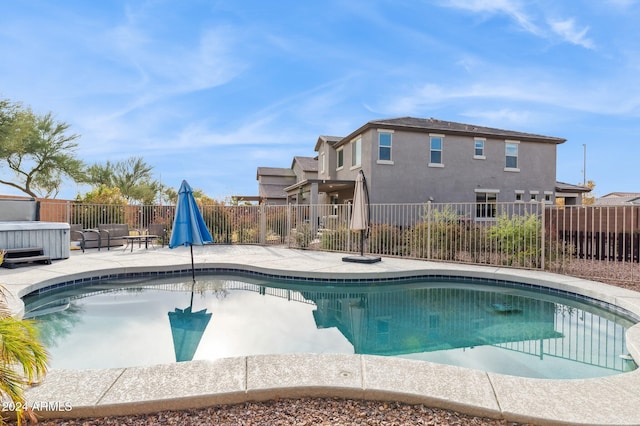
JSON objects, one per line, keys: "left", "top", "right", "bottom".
{"left": 23, "top": 273, "right": 638, "bottom": 379}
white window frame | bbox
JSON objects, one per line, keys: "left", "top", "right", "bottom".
{"left": 474, "top": 138, "right": 486, "bottom": 159}
{"left": 515, "top": 190, "right": 524, "bottom": 203}
{"left": 530, "top": 190, "right": 539, "bottom": 202}
{"left": 505, "top": 140, "right": 519, "bottom": 172}
{"left": 320, "top": 152, "right": 325, "bottom": 174}
{"left": 350, "top": 137, "right": 362, "bottom": 169}
{"left": 336, "top": 147, "right": 344, "bottom": 171}
{"left": 474, "top": 189, "right": 499, "bottom": 219}
{"left": 377, "top": 130, "right": 394, "bottom": 164}
{"left": 429, "top": 133, "right": 444, "bottom": 168}
{"left": 544, "top": 190, "right": 553, "bottom": 204}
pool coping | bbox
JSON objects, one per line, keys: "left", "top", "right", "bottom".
{"left": 2, "top": 245, "right": 640, "bottom": 425}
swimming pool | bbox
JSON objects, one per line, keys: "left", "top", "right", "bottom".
{"left": 23, "top": 272, "right": 638, "bottom": 379}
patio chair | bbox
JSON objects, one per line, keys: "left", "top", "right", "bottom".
{"left": 70, "top": 224, "right": 101, "bottom": 253}
{"left": 147, "top": 223, "right": 168, "bottom": 247}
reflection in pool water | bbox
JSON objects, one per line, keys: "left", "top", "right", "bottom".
{"left": 23, "top": 274, "right": 638, "bottom": 379}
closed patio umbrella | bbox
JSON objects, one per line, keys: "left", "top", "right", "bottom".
{"left": 350, "top": 171, "right": 367, "bottom": 235}
{"left": 343, "top": 170, "right": 381, "bottom": 263}
{"left": 169, "top": 180, "right": 214, "bottom": 284}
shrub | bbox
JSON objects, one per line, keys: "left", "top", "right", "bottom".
{"left": 369, "top": 224, "right": 404, "bottom": 256}
{"left": 0, "top": 288, "right": 48, "bottom": 425}
{"left": 320, "top": 227, "right": 352, "bottom": 251}
{"left": 409, "top": 205, "right": 465, "bottom": 261}
{"left": 73, "top": 185, "right": 127, "bottom": 228}
{"left": 487, "top": 213, "right": 542, "bottom": 267}
{"left": 294, "top": 223, "right": 314, "bottom": 248}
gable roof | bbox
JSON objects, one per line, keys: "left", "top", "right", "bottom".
{"left": 314, "top": 135, "right": 343, "bottom": 152}
{"left": 256, "top": 167, "right": 296, "bottom": 180}
{"left": 334, "top": 116, "right": 566, "bottom": 148}
{"left": 291, "top": 156, "right": 318, "bottom": 171}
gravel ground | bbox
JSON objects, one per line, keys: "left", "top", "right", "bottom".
{"left": 18, "top": 398, "right": 529, "bottom": 426}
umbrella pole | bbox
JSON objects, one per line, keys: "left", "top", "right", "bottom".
{"left": 190, "top": 245, "right": 196, "bottom": 284}
{"left": 360, "top": 229, "right": 364, "bottom": 257}
{"left": 189, "top": 245, "right": 195, "bottom": 308}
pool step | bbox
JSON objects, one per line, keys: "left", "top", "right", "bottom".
{"left": 1, "top": 247, "right": 51, "bottom": 269}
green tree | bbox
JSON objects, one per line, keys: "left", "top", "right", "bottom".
{"left": 86, "top": 157, "right": 159, "bottom": 204}
{"left": 0, "top": 101, "right": 84, "bottom": 198}
{"left": 0, "top": 280, "right": 48, "bottom": 425}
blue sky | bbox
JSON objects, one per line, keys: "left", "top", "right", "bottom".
{"left": 1, "top": 0, "right": 639, "bottom": 200}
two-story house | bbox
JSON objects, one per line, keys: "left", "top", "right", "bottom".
{"left": 257, "top": 116, "right": 587, "bottom": 210}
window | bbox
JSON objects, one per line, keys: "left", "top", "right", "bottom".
{"left": 351, "top": 137, "right": 361, "bottom": 168}
{"left": 530, "top": 191, "right": 538, "bottom": 202}
{"left": 320, "top": 152, "right": 325, "bottom": 174}
{"left": 515, "top": 190, "right": 524, "bottom": 203}
{"left": 505, "top": 141, "right": 519, "bottom": 170}
{"left": 429, "top": 135, "right": 443, "bottom": 166}
{"left": 337, "top": 148, "right": 344, "bottom": 170}
{"left": 378, "top": 132, "right": 392, "bottom": 162}
{"left": 544, "top": 191, "right": 553, "bottom": 203}
{"left": 474, "top": 138, "right": 485, "bottom": 158}
{"left": 476, "top": 191, "right": 497, "bottom": 218}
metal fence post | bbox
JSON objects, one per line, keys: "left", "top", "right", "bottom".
{"left": 259, "top": 204, "right": 266, "bottom": 244}
{"left": 286, "top": 204, "right": 292, "bottom": 248}
{"left": 427, "top": 200, "right": 432, "bottom": 260}
{"left": 540, "top": 200, "right": 546, "bottom": 270}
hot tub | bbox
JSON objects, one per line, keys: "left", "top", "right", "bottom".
{"left": 0, "top": 221, "right": 70, "bottom": 260}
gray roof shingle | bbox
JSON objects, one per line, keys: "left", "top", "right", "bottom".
{"left": 292, "top": 156, "right": 318, "bottom": 171}
{"left": 336, "top": 116, "right": 566, "bottom": 147}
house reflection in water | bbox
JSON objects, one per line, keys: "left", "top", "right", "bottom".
{"left": 298, "top": 285, "right": 633, "bottom": 372}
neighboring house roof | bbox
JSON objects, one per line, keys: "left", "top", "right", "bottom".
{"left": 259, "top": 183, "right": 290, "bottom": 199}
{"left": 600, "top": 192, "right": 640, "bottom": 198}
{"left": 595, "top": 192, "right": 640, "bottom": 205}
{"left": 256, "top": 167, "right": 296, "bottom": 180}
{"left": 314, "top": 135, "right": 343, "bottom": 151}
{"left": 291, "top": 156, "right": 318, "bottom": 171}
{"left": 334, "top": 116, "right": 566, "bottom": 148}
{"left": 555, "top": 181, "right": 592, "bottom": 193}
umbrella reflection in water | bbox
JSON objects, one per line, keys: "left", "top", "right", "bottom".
{"left": 168, "top": 283, "right": 212, "bottom": 362}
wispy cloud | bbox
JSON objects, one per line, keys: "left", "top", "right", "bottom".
{"left": 439, "top": 0, "right": 595, "bottom": 49}
{"left": 440, "top": 0, "right": 542, "bottom": 35}
{"left": 459, "top": 108, "right": 536, "bottom": 126}
{"left": 548, "top": 18, "right": 594, "bottom": 49}
{"left": 376, "top": 70, "right": 640, "bottom": 126}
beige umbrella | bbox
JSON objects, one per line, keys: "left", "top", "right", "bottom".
{"left": 343, "top": 170, "right": 381, "bottom": 263}
{"left": 350, "top": 171, "right": 367, "bottom": 233}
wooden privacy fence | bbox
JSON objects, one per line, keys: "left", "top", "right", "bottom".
{"left": 558, "top": 231, "right": 640, "bottom": 262}
{"left": 547, "top": 205, "right": 640, "bottom": 263}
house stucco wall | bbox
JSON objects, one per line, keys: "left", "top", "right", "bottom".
{"left": 336, "top": 128, "right": 557, "bottom": 204}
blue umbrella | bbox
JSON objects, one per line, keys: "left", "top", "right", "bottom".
{"left": 169, "top": 180, "right": 213, "bottom": 284}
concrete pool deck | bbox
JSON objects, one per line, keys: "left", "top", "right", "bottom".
{"left": 1, "top": 245, "right": 640, "bottom": 425}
